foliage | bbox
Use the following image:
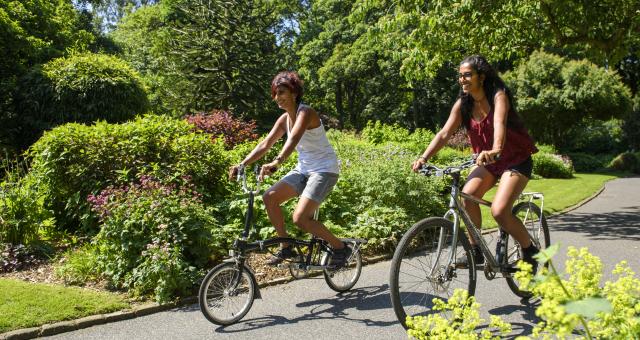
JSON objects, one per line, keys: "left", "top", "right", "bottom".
{"left": 361, "top": 121, "right": 435, "bottom": 153}
{"left": 352, "top": 0, "right": 640, "bottom": 82}
{"left": 533, "top": 152, "right": 574, "bottom": 179}
{"left": 567, "top": 153, "right": 611, "bottom": 173}
{"left": 28, "top": 115, "right": 229, "bottom": 233}
{"left": 406, "top": 289, "right": 512, "bottom": 339}
{"left": 0, "top": 243, "right": 44, "bottom": 273}
{"left": 0, "top": 160, "right": 54, "bottom": 245}
{"left": 54, "top": 244, "right": 102, "bottom": 286}
{"left": 0, "top": 0, "right": 106, "bottom": 153}
{"left": 112, "top": 0, "right": 282, "bottom": 119}
{"left": 514, "top": 245, "right": 640, "bottom": 339}
{"left": 89, "top": 175, "right": 222, "bottom": 302}
{"left": 14, "top": 53, "right": 149, "bottom": 148}
{"left": 503, "top": 51, "right": 632, "bottom": 148}
{"left": 185, "top": 110, "right": 258, "bottom": 149}
{"left": 622, "top": 94, "right": 640, "bottom": 151}
{"left": 564, "top": 119, "right": 625, "bottom": 154}
{"left": 322, "top": 130, "right": 447, "bottom": 245}
{"left": 608, "top": 152, "right": 640, "bottom": 173}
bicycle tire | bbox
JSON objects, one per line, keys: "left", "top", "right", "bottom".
{"left": 323, "top": 243, "right": 362, "bottom": 292}
{"left": 389, "top": 217, "right": 476, "bottom": 329}
{"left": 505, "top": 201, "right": 550, "bottom": 298}
{"left": 199, "top": 262, "right": 257, "bottom": 325}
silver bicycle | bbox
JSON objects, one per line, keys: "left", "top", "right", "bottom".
{"left": 389, "top": 157, "right": 550, "bottom": 328}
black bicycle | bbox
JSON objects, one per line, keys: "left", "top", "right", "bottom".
{"left": 389, "top": 157, "right": 550, "bottom": 328}
{"left": 199, "top": 165, "right": 367, "bottom": 326}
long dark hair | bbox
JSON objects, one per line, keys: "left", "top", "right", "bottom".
{"left": 458, "top": 55, "right": 523, "bottom": 130}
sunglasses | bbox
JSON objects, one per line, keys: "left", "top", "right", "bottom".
{"left": 458, "top": 72, "right": 474, "bottom": 80}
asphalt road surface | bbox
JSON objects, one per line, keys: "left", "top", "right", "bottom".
{"left": 46, "top": 177, "right": 640, "bottom": 340}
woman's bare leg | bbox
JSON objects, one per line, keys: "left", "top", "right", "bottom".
{"left": 461, "top": 166, "right": 497, "bottom": 246}
{"left": 262, "top": 181, "right": 299, "bottom": 248}
{"left": 491, "top": 171, "right": 531, "bottom": 247}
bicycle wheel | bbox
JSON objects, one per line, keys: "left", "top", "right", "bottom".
{"left": 389, "top": 217, "right": 476, "bottom": 329}
{"left": 199, "top": 262, "right": 256, "bottom": 325}
{"left": 505, "top": 201, "right": 550, "bottom": 297}
{"left": 323, "top": 243, "right": 362, "bottom": 292}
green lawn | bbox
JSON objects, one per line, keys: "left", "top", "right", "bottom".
{"left": 479, "top": 173, "right": 621, "bottom": 229}
{"left": 0, "top": 278, "right": 129, "bottom": 333}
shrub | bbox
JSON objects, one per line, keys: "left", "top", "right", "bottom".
{"left": 0, "top": 243, "right": 46, "bottom": 273}
{"left": 533, "top": 152, "right": 574, "bottom": 178}
{"left": 28, "top": 115, "right": 229, "bottom": 233}
{"left": 185, "top": 110, "right": 258, "bottom": 149}
{"left": 54, "top": 244, "right": 101, "bottom": 285}
{"left": 567, "top": 152, "right": 610, "bottom": 172}
{"left": 608, "top": 152, "right": 640, "bottom": 173}
{"left": 0, "top": 160, "right": 55, "bottom": 245}
{"left": 323, "top": 130, "right": 447, "bottom": 247}
{"left": 406, "top": 289, "right": 512, "bottom": 339}
{"left": 514, "top": 245, "right": 640, "bottom": 339}
{"left": 89, "top": 176, "right": 223, "bottom": 302}
{"left": 15, "top": 53, "right": 149, "bottom": 148}
{"left": 622, "top": 94, "right": 640, "bottom": 151}
{"left": 361, "top": 121, "right": 435, "bottom": 153}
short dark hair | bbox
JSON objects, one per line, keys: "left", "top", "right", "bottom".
{"left": 271, "top": 71, "right": 304, "bottom": 104}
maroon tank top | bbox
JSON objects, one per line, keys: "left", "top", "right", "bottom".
{"left": 467, "top": 108, "right": 538, "bottom": 176}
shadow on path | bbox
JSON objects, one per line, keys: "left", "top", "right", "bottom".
{"left": 550, "top": 208, "right": 640, "bottom": 241}
{"left": 203, "top": 284, "right": 397, "bottom": 334}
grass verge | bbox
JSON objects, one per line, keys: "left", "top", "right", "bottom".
{"left": 480, "top": 172, "right": 622, "bottom": 229}
{"left": 0, "top": 278, "right": 129, "bottom": 333}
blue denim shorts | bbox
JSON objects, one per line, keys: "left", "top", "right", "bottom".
{"left": 279, "top": 169, "right": 339, "bottom": 203}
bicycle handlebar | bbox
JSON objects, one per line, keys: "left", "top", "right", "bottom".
{"left": 236, "top": 164, "right": 262, "bottom": 194}
{"left": 418, "top": 156, "right": 477, "bottom": 177}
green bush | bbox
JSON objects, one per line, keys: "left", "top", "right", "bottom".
{"left": 89, "top": 176, "right": 222, "bottom": 302}
{"left": 533, "top": 152, "right": 574, "bottom": 178}
{"left": 608, "top": 152, "right": 640, "bottom": 173}
{"left": 323, "top": 130, "right": 447, "bottom": 247}
{"left": 567, "top": 152, "right": 611, "bottom": 172}
{"left": 0, "top": 161, "right": 54, "bottom": 245}
{"left": 54, "top": 244, "right": 101, "bottom": 286}
{"left": 361, "top": 121, "right": 435, "bottom": 153}
{"left": 14, "top": 53, "right": 149, "bottom": 148}
{"left": 622, "top": 94, "right": 640, "bottom": 151}
{"left": 28, "top": 115, "right": 229, "bottom": 233}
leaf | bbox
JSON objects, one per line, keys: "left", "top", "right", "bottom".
{"left": 534, "top": 242, "right": 559, "bottom": 264}
{"left": 563, "top": 297, "right": 612, "bottom": 319}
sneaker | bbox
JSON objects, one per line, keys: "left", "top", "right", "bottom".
{"left": 455, "top": 245, "right": 484, "bottom": 269}
{"left": 328, "top": 245, "right": 352, "bottom": 268}
{"left": 522, "top": 244, "right": 539, "bottom": 274}
{"left": 266, "top": 246, "right": 297, "bottom": 266}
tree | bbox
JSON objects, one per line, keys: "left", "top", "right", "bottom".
{"left": 503, "top": 51, "right": 633, "bottom": 149}
{"left": 350, "top": 0, "right": 640, "bottom": 81}
{"left": 0, "top": 0, "right": 100, "bottom": 154}
{"left": 112, "top": 0, "right": 283, "bottom": 121}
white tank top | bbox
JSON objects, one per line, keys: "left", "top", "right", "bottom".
{"left": 286, "top": 104, "right": 340, "bottom": 175}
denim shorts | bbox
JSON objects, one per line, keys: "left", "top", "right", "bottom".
{"left": 279, "top": 169, "right": 339, "bottom": 203}
{"left": 507, "top": 156, "right": 533, "bottom": 179}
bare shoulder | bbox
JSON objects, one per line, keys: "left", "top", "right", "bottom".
{"left": 494, "top": 90, "right": 509, "bottom": 102}
{"left": 298, "top": 104, "right": 318, "bottom": 118}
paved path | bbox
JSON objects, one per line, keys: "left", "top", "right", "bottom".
{"left": 46, "top": 178, "right": 640, "bottom": 340}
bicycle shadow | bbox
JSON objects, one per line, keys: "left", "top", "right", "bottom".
{"left": 550, "top": 208, "right": 640, "bottom": 241}
{"left": 486, "top": 298, "right": 541, "bottom": 338}
{"left": 211, "top": 284, "right": 399, "bottom": 333}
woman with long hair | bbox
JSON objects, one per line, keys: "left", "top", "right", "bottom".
{"left": 412, "top": 55, "right": 540, "bottom": 271}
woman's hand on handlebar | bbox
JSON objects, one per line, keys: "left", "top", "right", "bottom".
{"left": 258, "top": 161, "right": 278, "bottom": 181}
{"left": 476, "top": 150, "right": 501, "bottom": 166}
{"left": 412, "top": 157, "right": 427, "bottom": 172}
{"left": 228, "top": 165, "right": 242, "bottom": 181}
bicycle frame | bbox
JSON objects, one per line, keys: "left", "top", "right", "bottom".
{"left": 434, "top": 166, "right": 545, "bottom": 274}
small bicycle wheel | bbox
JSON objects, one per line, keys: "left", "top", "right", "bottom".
{"left": 323, "top": 243, "right": 362, "bottom": 292}
{"left": 389, "top": 217, "right": 476, "bottom": 329}
{"left": 505, "top": 201, "right": 550, "bottom": 297}
{"left": 199, "top": 262, "right": 256, "bottom": 325}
